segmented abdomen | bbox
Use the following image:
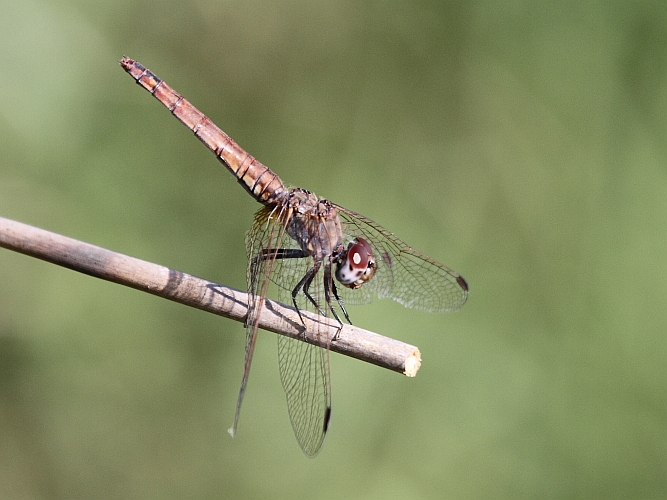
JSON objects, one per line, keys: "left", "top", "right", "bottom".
{"left": 120, "top": 57, "right": 286, "bottom": 205}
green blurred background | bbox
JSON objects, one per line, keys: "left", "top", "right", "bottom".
{"left": 1, "top": 0, "right": 667, "bottom": 498}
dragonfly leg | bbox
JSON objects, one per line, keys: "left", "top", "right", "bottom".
{"left": 255, "top": 248, "right": 306, "bottom": 262}
{"left": 254, "top": 247, "right": 335, "bottom": 328}
{"left": 247, "top": 250, "right": 302, "bottom": 326}
{"left": 331, "top": 276, "right": 351, "bottom": 324}
{"left": 293, "top": 260, "right": 326, "bottom": 325}
{"left": 323, "top": 261, "right": 351, "bottom": 333}
{"left": 252, "top": 248, "right": 322, "bottom": 328}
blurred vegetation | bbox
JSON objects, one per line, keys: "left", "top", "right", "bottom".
{"left": 1, "top": 0, "right": 667, "bottom": 498}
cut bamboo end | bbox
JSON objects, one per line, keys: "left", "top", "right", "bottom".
{"left": 404, "top": 349, "right": 422, "bottom": 377}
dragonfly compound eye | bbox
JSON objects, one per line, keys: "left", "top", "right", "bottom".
{"left": 335, "top": 237, "right": 377, "bottom": 289}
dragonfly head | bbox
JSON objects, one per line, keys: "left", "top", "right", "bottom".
{"left": 335, "top": 237, "right": 377, "bottom": 289}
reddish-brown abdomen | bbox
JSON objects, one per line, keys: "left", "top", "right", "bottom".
{"left": 120, "top": 57, "right": 286, "bottom": 205}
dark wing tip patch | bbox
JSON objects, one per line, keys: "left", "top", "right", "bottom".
{"left": 323, "top": 406, "right": 332, "bottom": 433}
{"left": 456, "top": 274, "right": 468, "bottom": 292}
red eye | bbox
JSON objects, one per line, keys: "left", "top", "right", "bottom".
{"left": 335, "top": 237, "right": 377, "bottom": 288}
{"left": 347, "top": 238, "right": 372, "bottom": 269}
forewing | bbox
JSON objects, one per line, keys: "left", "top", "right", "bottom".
{"left": 246, "top": 206, "right": 331, "bottom": 457}
{"left": 335, "top": 205, "right": 468, "bottom": 312}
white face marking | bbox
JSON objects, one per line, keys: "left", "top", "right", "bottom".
{"left": 352, "top": 252, "right": 361, "bottom": 265}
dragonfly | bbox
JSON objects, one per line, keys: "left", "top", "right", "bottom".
{"left": 120, "top": 57, "right": 468, "bottom": 457}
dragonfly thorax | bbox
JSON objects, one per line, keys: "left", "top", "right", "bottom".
{"left": 335, "top": 238, "right": 377, "bottom": 289}
{"left": 284, "top": 188, "right": 344, "bottom": 259}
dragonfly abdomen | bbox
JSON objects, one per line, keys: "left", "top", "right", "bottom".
{"left": 120, "top": 57, "right": 286, "bottom": 205}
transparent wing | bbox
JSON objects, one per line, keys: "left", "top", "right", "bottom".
{"left": 277, "top": 322, "right": 330, "bottom": 457}
{"left": 263, "top": 204, "right": 468, "bottom": 312}
{"left": 245, "top": 205, "right": 331, "bottom": 457}
{"left": 334, "top": 205, "right": 469, "bottom": 312}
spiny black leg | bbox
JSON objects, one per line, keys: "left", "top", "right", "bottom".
{"left": 323, "top": 262, "right": 350, "bottom": 325}
{"left": 291, "top": 260, "right": 325, "bottom": 326}
{"left": 252, "top": 248, "right": 305, "bottom": 268}
{"left": 330, "top": 278, "right": 351, "bottom": 324}
{"left": 323, "top": 280, "right": 344, "bottom": 328}
{"left": 323, "top": 263, "right": 348, "bottom": 342}
{"left": 300, "top": 260, "right": 325, "bottom": 317}
{"left": 292, "top": 266, "right": 316, "bottom": 326}
{"left": 251, "top": 247, "right": 308, "bottom": 325}
{"left": 330, "top": 244, "right": 352, "bottom": 326}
